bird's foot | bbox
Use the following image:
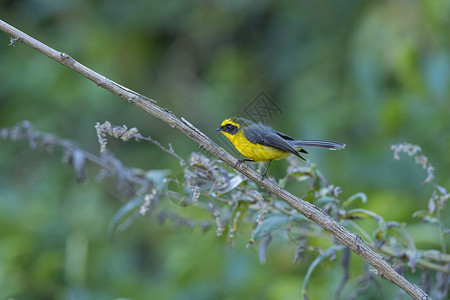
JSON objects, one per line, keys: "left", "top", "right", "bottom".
{"left": 235, "top": 158, "right": 253, "bottom": 168}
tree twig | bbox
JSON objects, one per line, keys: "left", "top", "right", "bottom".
{"left": 94, "top": 121, "right": 186, "bottom": 166}
{"left": 0, "top": 19, "right": 430, "bottom": 300}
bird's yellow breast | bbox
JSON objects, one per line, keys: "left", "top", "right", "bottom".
{"left": 221, "top": 130, "right": 290, "bottom": 161}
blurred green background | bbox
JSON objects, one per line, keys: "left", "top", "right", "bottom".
{"left": 1, "top": 0, "right": 449, "bottom": 299}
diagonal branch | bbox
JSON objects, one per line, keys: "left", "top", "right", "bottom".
{"left": 0, "top": 19, "right": 430, "bottom": 300}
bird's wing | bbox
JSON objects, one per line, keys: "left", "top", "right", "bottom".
{"left": 275, "top": 130, "right": 308, "bottom": 154}
{"left": 244, "top": 124, "right": 304, "bottom": 159}
{"left": 273, "top": 130, "right": 294, "bottom": 140}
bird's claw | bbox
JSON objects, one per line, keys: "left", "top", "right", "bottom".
{"left": 234, "top": 159, "right": 252, "bottom": 168}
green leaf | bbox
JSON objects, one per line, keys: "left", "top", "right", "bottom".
{"left": 259, "top": 235, "right": 272, "bottom": 264}
{"left": 343, "top": 209, "right": 386, "bottom": 241}
{"left": 342, "top": 192, "right": 367, "bottom": 207}
{"left": 343, "top": 209, "right": 382, "bottom": 223}
{"left": 279, "top": 172, "right": 310, "bottom": 188}
{"left": 291, "top": 174, "right": 311, "bottom": 182}
{"left": 71, "top": 149, "right": 87, "bottom": 183}
{"left": 250, "top": 214, "right": 292, "bottom": 243}
{"left": 217, "top": 175, "right": 245, "bottom": 195}
{"left": 436, "top": 185, "right": 448, "bottom": 195}
{"left": 230, "top": 201, "right": 250, "bottom": 233}
{"left": 108, "top": 197, "right": 144, "bottom": 240}
{"left": 412, "top": 209, "right": 431, "bottom": 218}
{"left": 166, "top": 191, "right": 191, "bottom": 207}
{"left": 373, "top": 227, "right": 385, "bottom": 241}
{"left": 286, "top": 166, "right": 311, "bottom": 178}
{"left": 302, "top": 245, "right": 346, "bottom": 299}
{"left": 422, "top": 216, "right": 441, "bottom": 224}
{"left": 314, "top": 196, "right": 337, "bottom": 205}
{"left": 145, "top": 169, "right": 170, "bottom": 192}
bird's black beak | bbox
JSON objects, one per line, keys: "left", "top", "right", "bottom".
{"left": 215, "top": 127, "right": 222, "bottom": 131}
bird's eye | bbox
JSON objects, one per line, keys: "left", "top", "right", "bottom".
{"left": 221, "top": 123, "right": 237, "bottom": 134}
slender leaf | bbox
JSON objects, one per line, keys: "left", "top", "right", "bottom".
{"left": 314, "top": 196, "right": 337, "bottom": 205}
{"left": 108, "top": 197, "right": 144, "bottom": 240}
{"left": 343, "top": 192, "right": 367, "bottom": 207}
{"left": 145, "top": 169, "right": 170, "bottom": 192}
{"left": 250, "top": 214, "right": 292, "bottom": 243}
{"left": 343, "top": 209, "right": 382, "bottom": 223}
{"left": 386, "top": 221, "right": 401, "bottom": 229}
{"left": 412, "top": 209, "right": 431, "bottom": 218}
{"left": 230, "top": 201, "right": 250, "bottom": 232}
{"left": 422, "top": 216, "right": 441, "bottom": 224}
{"left": 217, "top": 175, "right": 245, "bottom": 195}
{"left": 428, "top": 196, "right": 436, "bottom": 214}
{"left": 436, "top": 185, "right": 447, "bottom": 195}
{"left": 259, "top": 235, "right": 272, "bottom": 264}
{"left": 72, "top": 149, "right": 87, "bottom": 183}
{"left": 344, "top": 209, "right": 387, "bottom": 241}
{"left": 302, "top": 245, "right": 346, "bottom": 299}
{"left": 166, "top": 190, "right": 191, "bottom": 207}
{"left": 293, "top": 237, "right": 307, "bottom": 264}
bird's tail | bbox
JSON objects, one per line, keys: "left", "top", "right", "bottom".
{"left": 289, "top": 140, "right": 346, "bottom": 150}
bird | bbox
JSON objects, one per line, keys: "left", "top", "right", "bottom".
{"left": 216, "top": 117, "right": 345, "bottom": 178}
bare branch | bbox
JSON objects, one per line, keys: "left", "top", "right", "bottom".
{"left": 95, "top": 121, "right": 186, "bottom": 166}
{"left": 0, "top": 121, "right": 153, "bottom": 196}
{"left": 0, "top": 19, "right": 430, "bottom": 299}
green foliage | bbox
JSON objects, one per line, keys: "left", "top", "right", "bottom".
{"left": 2, "top": 121, "right": 449, "bottom": 299}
